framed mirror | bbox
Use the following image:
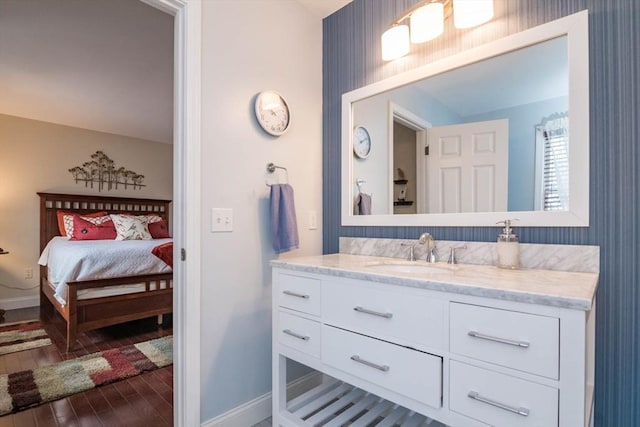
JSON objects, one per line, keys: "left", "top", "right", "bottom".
{"left": 341, "top": 11, "right": 589, "bottom": 227}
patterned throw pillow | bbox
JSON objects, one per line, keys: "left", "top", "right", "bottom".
{"left": 70, "top": 216, "right": 117, "bottom": 240}
{"left": 109, "top": 214, "right": 152, "bottom": 240}
{"left": 56, "top": 211, "right": 108, "bottom": 236}
{"left": 62, "top": 214, "right": 111, "bottom": 237}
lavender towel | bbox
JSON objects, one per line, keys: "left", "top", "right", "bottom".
{"left": 270, "top": 184, "right": 299, "bottom": 254}
{"left": 354, "top": 193, "right": 372, "bottom": 215}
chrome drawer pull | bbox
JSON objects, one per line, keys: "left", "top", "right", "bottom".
{"left": 467, "top": 391, "right": 530, "bottom": 417}
{"left": 350, "top": 355, "right": 390, "bottom": 372}
{"left": 282, "top": 329, "right": 309, "bottom": 341}
{"left": 467, "top": 330, "right": 530, "bottom": 348}
{"left": 353, "top": 306, "right": 393, "bottom": 319}
{"left": 283, "top": 290, "right": 309, "bottom": 299}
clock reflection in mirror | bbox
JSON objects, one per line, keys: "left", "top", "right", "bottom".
{"left": 353, "top": 125, "right": 371, "bottom": 159}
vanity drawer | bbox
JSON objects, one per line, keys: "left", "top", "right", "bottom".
{"left": 322, "top": 280, "right": 445, "bottom": 349}
{"left": 277, "top": 312, "right": 321, "bottom": 358}
{"left": 450, "top": 361, "right": 558, "bottom": 427}
{"left": 277, "top": 272, "right": 321, "bottom": 316}
{"left": 450, "top": 302, "right": 559, "bottom": 379}
{"left": 321, "top": 325, "right": 442, "bottom": 409}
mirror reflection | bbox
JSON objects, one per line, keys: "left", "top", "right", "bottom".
{"left": 352, "top": 36, "right": 568, "bottom": 215}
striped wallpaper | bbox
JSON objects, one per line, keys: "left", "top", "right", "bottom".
{"left": 322, "top": 0, "right": 640, "bottom": 425}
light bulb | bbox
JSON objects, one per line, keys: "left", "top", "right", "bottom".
{"left": 453, "top": 0, "right": 494, "bottom": 29}
{"left": 381, "top": 24, "right": 410, "bottom": 61}
{"left": 410, "top": 2, "right": 444, "bottom": 43}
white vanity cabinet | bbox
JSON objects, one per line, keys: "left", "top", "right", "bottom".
{"left": 272, "top": 256, "right": 597, "bottom": 427}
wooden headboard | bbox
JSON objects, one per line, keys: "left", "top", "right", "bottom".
{"left": 38, "top": 192, "right": 172, "bottom": 253}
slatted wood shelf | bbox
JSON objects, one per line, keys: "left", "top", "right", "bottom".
{"left": 282, "top": 379, "right": 447, "bottom": 427}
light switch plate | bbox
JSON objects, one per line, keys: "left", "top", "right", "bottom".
{"left": 211, "top": 208, "right": 233, "bottom": 232}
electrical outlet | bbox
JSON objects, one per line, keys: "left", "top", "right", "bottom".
{"left": 24, "top": 267, "right": 33, "bottom": 279}
{"left": 309, "top": 210, "right": 318, "bottom": 230}
{"left": 211, "top": 208, "right": 233, "bottom": 232}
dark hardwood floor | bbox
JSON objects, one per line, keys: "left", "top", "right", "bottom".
{"left": 0, "top": 306, "right": 173, "bottom": 426}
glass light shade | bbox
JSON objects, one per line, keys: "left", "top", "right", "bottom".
{"left": 453, "top": 0, "right": 494, "bottom": 29}
{"left": 381, "top": 24, "right": 410, "bottom": 61}
{"left": 410, "top": 2, "right": 444, "bottom": 43}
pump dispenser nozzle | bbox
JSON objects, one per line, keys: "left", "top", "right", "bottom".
{"left": 497, "top": 219, "right": 518, "bottom": 241}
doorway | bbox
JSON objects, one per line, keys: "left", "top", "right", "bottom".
{"left": 141, "top": 0, "right": 202, "bottom": 425}
{"left": 388, "top": 102, "right": 431, "bottom": 214}
{"left": 0, "top": 0, "right": 201, "bottom": 424}
{"left": 393, "top": 121, "right": 418, "bottom": 214}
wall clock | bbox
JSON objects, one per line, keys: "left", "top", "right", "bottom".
{"left": 353, "top": 125, "right": 371, "bottom": 159}
{"left": 255, "top": 90, "right": 291, "bottom": 136}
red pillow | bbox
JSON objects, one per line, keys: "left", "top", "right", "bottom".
{"left": 149, "top": 220, "right": 171, "bottom": 238}
{"left": 56, "top": 211, "right": 108, "bottom": 236}
{"left": 70, "top": 216, "right": 117, "bottom": 240}
{"left": 152, "top": 242, "right": 173, "bottom": 268}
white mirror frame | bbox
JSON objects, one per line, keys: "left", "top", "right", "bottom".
{"left": 341, "top": 10, "right": 589, "bottom": 227}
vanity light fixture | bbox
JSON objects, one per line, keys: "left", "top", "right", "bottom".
{"left": 453, "top": 0, "right": 494, "bottom": 29}
{"left": 410, "top": 2, "right": 444, "bottom": 43}
{"left": 381, "top": 0, "right": 494, "bottom": 61}
{"left": 381, "top": 24, "right": 410, "bottom": 61}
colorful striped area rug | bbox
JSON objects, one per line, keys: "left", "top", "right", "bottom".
{"left": 0, "top": 320, "right": 51, "bottom": 356}
{"left": 0, "top": 335, "right": 172, "bottom": 415}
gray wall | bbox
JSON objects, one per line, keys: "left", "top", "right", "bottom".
{"left": 323, "top": 0, "right": 639, "bottom": 425}
{"left": 200, "top": 1, "right": 323, "bottom": 422}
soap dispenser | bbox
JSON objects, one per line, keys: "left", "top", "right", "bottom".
{"left": 496, "top": 219, "right": 520, "bottom": 269}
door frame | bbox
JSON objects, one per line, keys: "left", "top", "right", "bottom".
{"left": 388, "top": 102, "right": 432, "bottom": 214}
{"left": 140, "top": 1, "right": 201, "bottom": 426}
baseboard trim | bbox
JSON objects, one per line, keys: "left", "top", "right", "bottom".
{"left": 201, "top": 371, "right": 323, "bottom": 427}
{"left": 0, "top": 296, "right": 39, "bottom": 311}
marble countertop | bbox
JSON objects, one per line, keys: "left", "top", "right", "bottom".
{"left": 271, "top": 254, "right": 598, "bottom": 311}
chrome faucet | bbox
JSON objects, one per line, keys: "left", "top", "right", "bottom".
{"left": 447, "top": 244, "right": 467, "bottom": 264}
{"left": 418, "top": 233, "right": 437, "bottom": 263}
{"left": 402, "top": 232, "right": 436, "bottom": 262}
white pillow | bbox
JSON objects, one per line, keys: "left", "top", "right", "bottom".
{"left": 109, "top": 214, "right": 152, "bottom": 240}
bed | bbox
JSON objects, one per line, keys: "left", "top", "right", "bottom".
{"left": 38, "top": 192, "right": 173, "bottom": 351}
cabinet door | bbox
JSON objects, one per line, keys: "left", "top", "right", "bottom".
{"left": 323, "top": 279, "right": 445, "bottom": 350}
{"left": 450, "top": 302, "right": 559, "bottom": 379}
{"left": 277, "top": 312, "right": 321, "bottom": 358}
{"left": 276, "top": 272, "right": 321, "bottom": 316}
{"left": 322, "top": 325, "right": 442, "bottom": 409}
{"left": 450, "top": 361, "right": 558, "bottom": 427}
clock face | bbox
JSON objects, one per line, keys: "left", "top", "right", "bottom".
{"left": 255, "top": 91, "right": 290, "bottom": 136}
{"left": 353, "top": 126, "right": 371, "bottom": 158}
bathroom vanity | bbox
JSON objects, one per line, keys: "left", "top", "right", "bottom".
{"left": 271, "top": 254, "right": 597, "bottom": 427}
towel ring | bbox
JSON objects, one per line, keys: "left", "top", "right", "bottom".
{"left": 266, "top": 163, "right": 289, "bottom": 187}
{"left": 356, "top": 178, "right": 366, "bottom": 193}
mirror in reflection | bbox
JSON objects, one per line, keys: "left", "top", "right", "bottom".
{"left": 352, "top": 36, "right": 569, "bottom": 215}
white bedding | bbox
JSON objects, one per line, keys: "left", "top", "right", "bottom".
{"left": 38, "top": 236, "right": 173, "bottom": 305}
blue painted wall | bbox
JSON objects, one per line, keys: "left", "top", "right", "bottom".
{"left": 323, "top": 1, "right": 639, "bottom": 425}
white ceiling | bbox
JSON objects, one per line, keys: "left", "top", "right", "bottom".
{"left": 0, "top": 0, "right": 350, "bottom": 144}
{"left": 0, "top": 0, "right": 174, "bottom": 143}
{"left": 296, "top": 0, "right": 352, "bottom": 18}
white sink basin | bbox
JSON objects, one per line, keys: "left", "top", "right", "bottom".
{"left": 364, "top": 262, "right": 456, "bottom": 275}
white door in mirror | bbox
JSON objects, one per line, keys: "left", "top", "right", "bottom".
{"left": 255, "top": 90, "right": 290, "bottom": 136}
{"left": 353, "top": 126, "right": 371, "bottom": 158}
